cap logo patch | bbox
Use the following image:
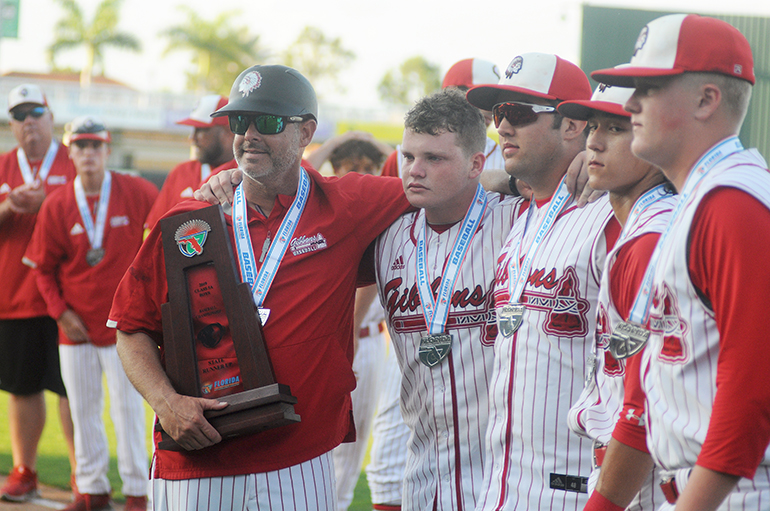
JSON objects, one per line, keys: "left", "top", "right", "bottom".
{"left": 19, "top": 88, "right": 28, "bottom": 97}
{"left": 734, "top": 64, "right": 743, "bottom": 76}
{"left": 505, "top": 56, "right": 524, "bottom": 78}
{"left": 239, "top": 71, "right": 263, "bottom": 97}
{"left": 633, "top": 26, "right": 649, "bottom": 56}
{"left": 175, "top": 219, "right": 211, "bottom": 257}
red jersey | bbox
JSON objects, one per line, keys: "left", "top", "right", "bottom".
{"left": 0, "top": 143, "right": 76, "bottom": 319}
{"left": 144, "top": 159, "right": 237, "bottom": 231}
{"left": 24, "top": 171, "right": 158, "bottom": 346}
{"left": 109, "top": 168, "right": 410, "bottom": 479}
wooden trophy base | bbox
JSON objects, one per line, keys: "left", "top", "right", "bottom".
{"left": 156, "top": 383, "right": 300, "bottom": 451}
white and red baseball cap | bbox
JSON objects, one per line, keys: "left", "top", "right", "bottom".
{"left": 557, "top": 67, "right": 635, "bottom": 120}
{"left": 177, "top": 94, "right": 229, "bottom": 128}
{"left": 8, "top": 84, "right": 48, "bottom": 112}
{"left": 592, "top": 14, "right": 754, "bottom": 87}
{"left": 64, "top": 116, "right": 111, "bottom": 146}
{"left": 466, "top": 53, "right": 592, "bottom": 111}
{"left": 442, "top": 58, "right": 501, "bottom": 89}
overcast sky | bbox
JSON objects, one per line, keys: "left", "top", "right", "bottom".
{"left": 0, "top": 0, "right": 767, "bottom": 109}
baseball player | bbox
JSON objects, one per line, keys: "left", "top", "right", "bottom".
{"left": 0, "top": 84, "right": 77, "bottom": 502}
{"left": 370, "top": 88, "right": 525, "bottom": 510}
{"left": 583, "top": 14, "right": 770, "bottom": 511}
{"left": 381, "top": 58, "right": 507, "bottom": 191}
{"left": 144, "top": 94, "right": 235, "bottom": 233}
{"left": 24, "top": 116, "right": 157, "bottom": 511}
{"left": 465, "top": 53, "right": 620, "bottom": 511}
{"left": 109, "top": 65, "right": 411, "bottom": 511}
{"left": 557, "top": 83, "right": 675, "bottom": 510}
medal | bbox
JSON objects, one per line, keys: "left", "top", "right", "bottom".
{"left": 419, "top": 333, "right": 453, "bottom": 367}
{"left": 501, "top": 175, "right": 572, "bottom": 338}
{"left": 498, "top": 304, "right": 526, "bottom": 338}
{"left": 85, "top": 247, "right": 105, "bottom": 266}
{"left": 258, "top": 308, "right": 270, "bottom": 326}
{"left": 415, "top": 185, "right": 487, "bottom": 368}
{"left": 609, "top": 321, "right": 650, "bottom": 360}
{"left": 74, "top": 171, "right": 111, "bottom": 269}
{"left": 619, "top": 138, "right": 744, "bottom": 341}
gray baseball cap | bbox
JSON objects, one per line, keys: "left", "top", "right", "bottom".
{"left": 211, "top": 65, "right": 318, "bottom": 120}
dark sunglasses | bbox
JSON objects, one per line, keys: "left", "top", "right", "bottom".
{"left": 493, "top": 102, "right": 556, "bottom": 128}
{"left": 11, "top": 106, "right": 47, "bottom": 122}
{"left": 228, "top": 114, "right": 304, "bottom": 135}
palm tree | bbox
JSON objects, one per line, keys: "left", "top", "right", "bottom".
{"left": 161, "top": 7, "right": 268, "bottom": 95}
{"left": 48, "top": 0, "right": 141, "bottom": 88}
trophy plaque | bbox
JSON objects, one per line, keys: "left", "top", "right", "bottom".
{"left": 157, "top": 205, "right": 299, "bottom": 451}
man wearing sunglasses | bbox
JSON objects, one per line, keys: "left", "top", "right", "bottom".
{"left": 465, "top": 53, "right": 620, "bottom": 511}
{"left": 24, "top": 116, "right": 157, "bottom": 511}
{"left": 109, "top": 64, "right": 411, "bottom": 510}
{"left": 0, "top": 84, "right": 77, "bottom": 502}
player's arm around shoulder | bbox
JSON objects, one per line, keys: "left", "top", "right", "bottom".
{"left": 116, "top": 329, "right": 228, "bottom": 451}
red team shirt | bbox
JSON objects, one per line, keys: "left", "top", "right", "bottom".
{"left": 0, "top": 144, "right": 76, "bottom": 319}
{"left": 109, "top": 167, "right": 411, "bottom": 479}
{"left": 144, "top": 159, "right": 237, "bottom": 231}
{"left": 24, "top": 171, "right": 158, "bottom": 346}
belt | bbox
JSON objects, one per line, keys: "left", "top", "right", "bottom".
{"left": 659, "top": 476, "right": 680, "bottom": 504}
{"left": 593, "top": 444, "right": 607, "bottom": 468}
{"left": 659, "top": 469, "right": 691, "bottom": 504}
{"left": 359, "top": 322, "right": 385, "bottom": 338}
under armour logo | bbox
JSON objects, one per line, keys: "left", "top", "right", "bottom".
{"left": 625, "top": 408, "right": 646, "bottom": 426}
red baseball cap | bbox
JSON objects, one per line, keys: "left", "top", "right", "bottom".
{"left": 466, "top": 53, "right": 592, "bottom": 111}
{"left": 442, "top": 58, "right": 500, "bottom": 89}
{"left": 592, "top": 14, "right": 754, "bottom": 87}
{"left": 177, "top": 95, "right": 229, "bottom": 127}
{"left": 558, "top": 68, "right": 635, "bottom": 120}
{"left": 64, "top": 116, "right": 111, "bottom": 146}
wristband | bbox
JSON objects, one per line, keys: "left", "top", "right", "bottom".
{"left": 584, "top": 490, "right": 624, "bottom": 511}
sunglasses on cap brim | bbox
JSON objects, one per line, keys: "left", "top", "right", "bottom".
{"left": 493, "top": 102, "right": 556, "bottom": 128}
{"left": 228, "top": 114, "right": 305, "bottom": 136}
{"left": 11, "top": 106, "right": 47, "bottom": 122}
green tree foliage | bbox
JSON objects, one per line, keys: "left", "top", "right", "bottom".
{"left": 378, "top": 56, "right": 442, "bottom": 106}
{"left": 48, "top": 0, "right": 141, "bottom": 87}
{"left": 282, "top": 26, "right": 355, "bottom": 97}
{"left": 161, "top": 7, "right": 268, "bottom": 95}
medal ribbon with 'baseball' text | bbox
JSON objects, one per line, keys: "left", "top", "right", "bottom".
{"left": 605, "top": 183, "right": 672, "bottom": 358}
{"left": 610, "top": 139, "right": 743, "bottom": 358}
{"left": 232, "top": 168, "right": 310, "bottom": 316}
{"left": 617, "top": 184, "right": 673, "bottom": 243}
{"left": 625, "top": 136, "right": 744, "bottom": 331}
{"left": 416, "top": 184, "right": 487, "bottom": 335}
{"left": 73, "top": 170, "right": 112, "bottom": 261}
{"left": 497, "top": 174, "right": 572, "bottom": 338}
{"left": 17, "top": 140, "right": 59, "bottom": 185}
{"left": 508, "top": 173, "right": 573, "bottom": 306}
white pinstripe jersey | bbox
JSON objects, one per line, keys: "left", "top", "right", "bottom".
{"left": 642, "top": 150, "right": 770, "bottom": 489}
{"left": 568, "top": 195, "right": 675, "bottom": 511}
{"left": 375, "top": 192, "right": 524, "bottom": 511}
{"left": 568, "top": 195, "right": 676, "bottom": 445}
{"left": 478, "top": 195, "right": 615, "bottom": 511}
